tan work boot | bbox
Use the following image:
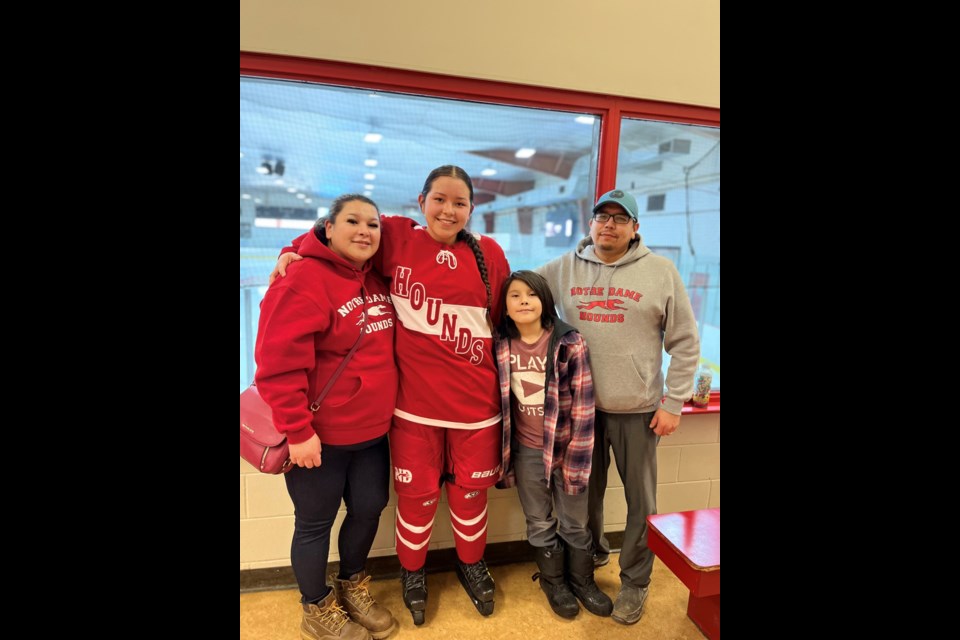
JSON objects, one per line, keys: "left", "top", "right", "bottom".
{"left": 331, "top": 571, "right": 398, "bottom": 639}
{"left": 301, "top": 590, "right": 371, "bottom": 640}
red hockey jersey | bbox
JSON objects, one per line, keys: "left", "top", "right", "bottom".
{"left": 376, "top": 216, "right": 510, "bottom": 429}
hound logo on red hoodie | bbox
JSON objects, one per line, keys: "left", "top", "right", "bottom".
{"left": 337, "top": 293, "right": 394, "bottom": 334}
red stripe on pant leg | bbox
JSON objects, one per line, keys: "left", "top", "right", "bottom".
{"left": 446, "top": 485, "right": 488, "bottom": 564}
{"left": 395, "top": 493, "right": 440, "bottom": 570}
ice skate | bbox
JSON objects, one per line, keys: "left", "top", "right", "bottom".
{"left": 400, "top": 567, "right": 427, "bottom": 625}
{"left": 455, "top": 558, "right": 495, "bottom": 616}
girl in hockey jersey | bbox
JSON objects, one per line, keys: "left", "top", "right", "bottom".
{"left": 255, "top": 194, "right": 399, "bottom": 640}
{"left": 494, "top": 271, "right": 613, "bottom": 618}
{"left": 272, "top": 166, "right": 511, "bottom": 624}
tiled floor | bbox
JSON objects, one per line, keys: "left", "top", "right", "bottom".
{"left": 240, "top": 554, "right": 707, "bottom": 639}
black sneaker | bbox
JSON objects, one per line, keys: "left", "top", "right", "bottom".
{"left": 612, "top": 584, "right": 648, "bottom": 625}
{"left": 593, "top": 552, "right": 610, "bottom": 568}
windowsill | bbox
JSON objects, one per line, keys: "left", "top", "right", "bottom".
{"left": 682, "top": 391, "right": 720, "bottom": 414}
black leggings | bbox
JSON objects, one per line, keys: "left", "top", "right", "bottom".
{"left": 283, "top": 435, "right": 390, "bottom": 603}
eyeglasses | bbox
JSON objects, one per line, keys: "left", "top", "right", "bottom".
{"left": 593, "top": 212, "right": 633, "bottom": 225}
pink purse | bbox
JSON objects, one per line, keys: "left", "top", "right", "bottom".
{"left": 240, "top": 313, "right": 367, "bottom": 474}
{"left": 239, "top": 384, "right": 292, "bottom": 474}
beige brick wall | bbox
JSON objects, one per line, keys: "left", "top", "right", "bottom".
{"left": 240, "top": 413, "right": 719, "bottom": 569}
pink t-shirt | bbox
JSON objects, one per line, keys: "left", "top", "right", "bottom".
{"left": 509, "top": 328, "right": 553, "bottom": 449}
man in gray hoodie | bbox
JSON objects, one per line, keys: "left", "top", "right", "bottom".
{"left": 537, "top": 189, "right": 700, "bottom": 625}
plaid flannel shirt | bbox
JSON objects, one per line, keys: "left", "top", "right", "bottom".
{"left": 495, "top": 320, "right": 595, "bottom": 496}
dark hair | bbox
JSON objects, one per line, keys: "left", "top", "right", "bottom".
{"left": 499, "top": 270, "right": 558, "bottom": 340}
{"left": 420, "top": 165, "right": 475, "bottom": 203}
{"left": 420, "top": 165, "right": 492, "bottom": 315}
{"left": 313, "top": 193, "right": 380, "bottom": 244}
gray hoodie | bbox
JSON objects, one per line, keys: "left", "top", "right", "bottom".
{"left": 537, "top": 235, "right": 700, "bottom": 415}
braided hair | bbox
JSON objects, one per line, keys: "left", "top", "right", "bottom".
{"left": 457, "top": 229, "right": 492, "bottom": 312}
{"left": 421, "top": 166, "right": 492, "bottom": 314}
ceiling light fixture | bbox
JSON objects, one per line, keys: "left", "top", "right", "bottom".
{"left": 481, "top": 168, "right": 497, "bottom": 177}
{"left": 363, "top": 133, "right": 383, "bottom": 143}
{"left": 364, "top": 159, "right": 378, "bottom": 167}
{"left": 515, "top": 148, "right": 536, "bottom": 159}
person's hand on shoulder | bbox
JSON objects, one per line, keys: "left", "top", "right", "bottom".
{"left": 269, "top": 253, "right": 303, "bottom": 285}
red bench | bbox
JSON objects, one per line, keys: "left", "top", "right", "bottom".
{"left": 647, "top": 508, "right": 720, "bottom": 639}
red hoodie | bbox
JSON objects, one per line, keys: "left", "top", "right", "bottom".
{"left": 254, "top": 229, "right": 398, "bottom": 446}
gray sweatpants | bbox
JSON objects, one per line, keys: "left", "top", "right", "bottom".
{"left": 588, "top": 410, "right": 659, "bottom": 589}
{"left": 513, "top": 443, "right": 591, "bottom": 551}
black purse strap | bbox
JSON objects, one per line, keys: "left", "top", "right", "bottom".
{"left": 309, "top": 287, "right": 368, "bottom": 412}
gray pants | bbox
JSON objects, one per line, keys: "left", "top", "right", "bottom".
{"left": 514, "top": 443, "right": 591, "bottom": 551}
{"left": 589, "top": 411, "right": 658, "bottom": 588}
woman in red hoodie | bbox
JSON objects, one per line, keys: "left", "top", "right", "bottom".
{"left": 254, "top": 194, "right": 398, "bottom": 640}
